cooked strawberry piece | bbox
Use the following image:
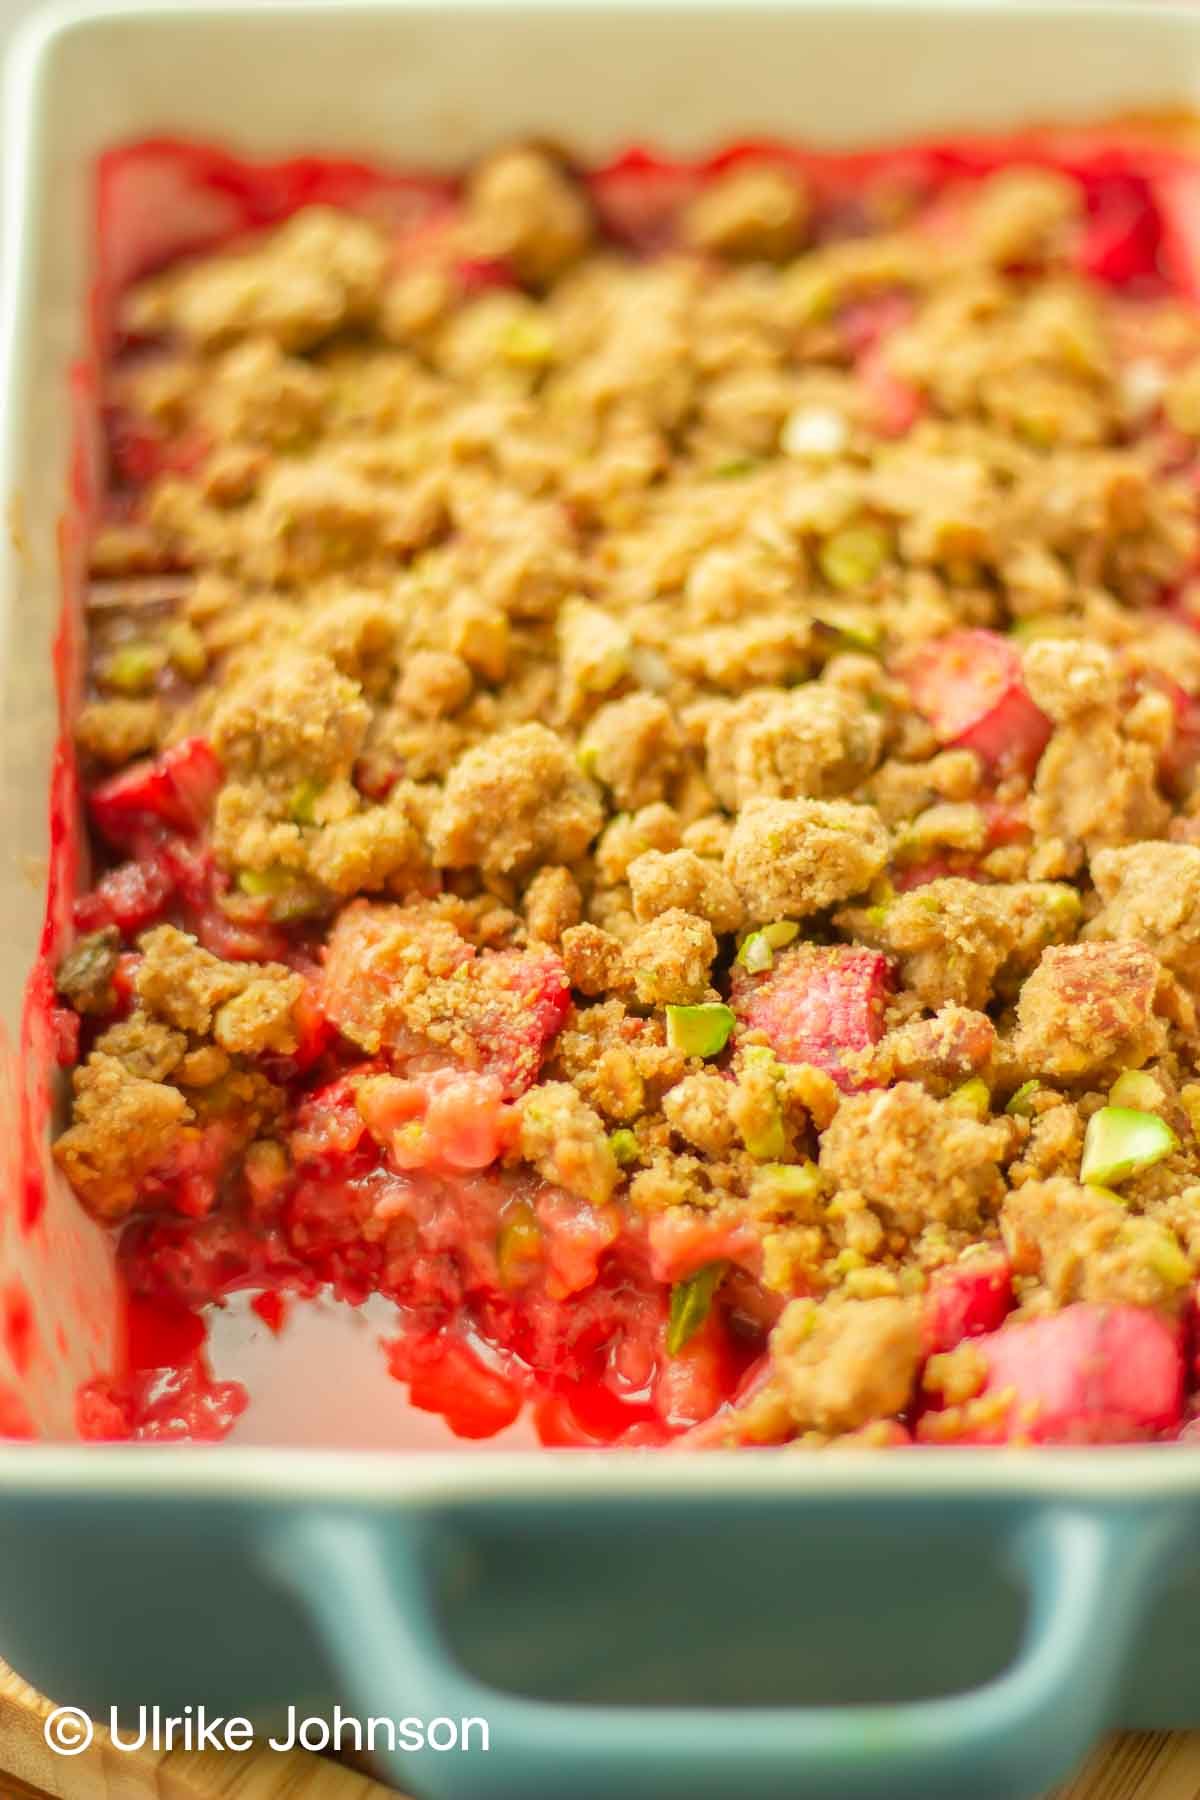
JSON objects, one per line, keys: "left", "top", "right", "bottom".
{"left": 50, "top": 1005, "right": 81, "bottom": 1068}
{"left": 290, "top": 1072, "right": 373, "bottom": 1168}
{"left": 358, "top": 1068, "right": 511, "bottom": 1172}
{"left": 536, "top": 1188, "right": 621, "bottom": 1301}
{"left": 730, "top": 944, "right": 894, "bottom": 1091}
{"left": 842, "top": 293, "right": 924, "bottom": 438}
{"left": 923, "top": 1251, "right": 1012, "bottom": 1356}
{"left": 106, "top": 407, "right": 210, "bottom": 490}
{"left": 1076, "top": 174, "right": 1164, "bottom": 288}
{"left": 904, "top": 629, "right": 1052, "bottom": 775}
{"left": 454, "top": 255, "right": 520, "bottom": 294}
{"left": 858, "top": 347, "right": 925, "bottom": 438}
{"left": 653, "top": 1311, "right": 743, "bottom": 1432}
{"left": 587, "top": 149, "right": 702, "bottom": 253}
{"left": 839, "top": 291, "right": 914, "bottom": 357}
{"left": 646, "top": 1207, "right": 761, "bottom": 1283}
{"left": 473, "top": 947, "right": 572, "bottom": 1098}
{"left": 323, "top": 907, "right": 568, "bottom": 1099}
{"left": 139, "top": 1120, "right": 244, "bottom": 1220}
{"left": 190, "top": 895, "right": 290, "bottom": 964}
{"left": 1153, "top": 675, "right": 1200, "bottom": 796}
{"left": 73, "top": 851, "right": 177, "bottom": 935}
{"left": 89, "top": 736, "right": 223, "bottom": 849}
{"left": 389, "top": 1332, "right": 523, "bottom": 1439}
{"left": 893, "top": 856, "right": 984, "bottom": 892}
{"left": 921, "top": 1304, "right": 1184, "bottom": 1444}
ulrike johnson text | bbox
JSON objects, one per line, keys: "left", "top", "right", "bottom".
{"left": 107, "top": 1705, "right": 490, "bottom": 1754}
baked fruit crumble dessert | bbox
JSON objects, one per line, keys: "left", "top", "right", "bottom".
{"left": 48, "top": 130, "right": 1200, "bottom": 1447}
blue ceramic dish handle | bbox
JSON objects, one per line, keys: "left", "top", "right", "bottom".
{"left": 275, "top": 1503, "right": 1172, "bottom": 1800}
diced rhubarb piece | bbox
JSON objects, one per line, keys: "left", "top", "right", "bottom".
{"left": 1151, "top": 168, "right": 1200, "bottom": 300}
{"left": 322, "top": 906, "right": 567, "bottom": 1098}
{"left": 921, "top": 1304, "right": 1184, "bottom": 1444}
{"left": 730, "top": 944, "right": 894, "bottom": 1091}
{"left": 904, "top": 629, "right": 1052, "bottom": 775}
{"left": 89, "top": 736, "right": 223, "bottom": 849}
{"left": 923, "top": 1252, "right": 1012, "bottom": 1356}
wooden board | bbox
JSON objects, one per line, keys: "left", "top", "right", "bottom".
{"left": 5, "top": 1658, "right": 1200, "bottom": 1800}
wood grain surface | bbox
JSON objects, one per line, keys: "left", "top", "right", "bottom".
{"left": 0, "top": 1660, "right": 405, "bottom": 1799}
{"left": 5, "top": 1657, "right": 1200, "bottom": 1800}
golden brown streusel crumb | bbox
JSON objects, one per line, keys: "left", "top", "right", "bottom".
{"left": 724, "top": 796, "right": 890, "bottom": 923}
{"left": 628, "top": 908, "right": 718, "bottom": 1006}
{"left": 430, "top": 722, "right": 604, "bottom": 876}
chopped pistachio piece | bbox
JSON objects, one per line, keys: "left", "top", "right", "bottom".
{"left": 288, "top": 778, "right": 324, "bottom": 826}
{"left": 666, "top": 1261, "right": 727, "bottom": 1356}
{"left": 238, "top": 866, "right": 292, "bottom": 898}
{"left": 1005, "top": 1080, "right": 1040, "bottom": 1118}
{"left": 609, "top": 1128, "right": 640, "bottom": 1167}
{"left": 736, "top": 919, "right": 799, "bottom": 973}
{"left": 751, "top": 1161, "right": 822, "bottom": 1207}
{"left": 500, "top": 316, "right": 556, "bottom": 366}
{"left": 665, "top": 1002, "right": 736, "bottom": 1059}
{"left": 1080, "top": 1106, "right": 1178, "bottom": 1188}
{"left": 1144, "top": 1231, "right": 1192, "bottom": 1289}
{"left": 103, "top": 641, "right": 164, "bottom": 695}
{"left": 810, "top": 605, "right": 883, "bottom": 654}
{"left": 949, "top": 1078, "right": 990, "bottom": 1118}
{"left": 55, "top": 926, "right": 121, "bottom": 1015}
{"left": 1108, "top": 1070, "right": 1163, "bottom": 1112}
{"left": 165, "top": 621, "right": 208, "bottom": 681}
{"left": 737, "top": 1047, "right": 788, "bottom": 1160}
{"left": 819, "top": 522, "right": 890, "bottom": 593}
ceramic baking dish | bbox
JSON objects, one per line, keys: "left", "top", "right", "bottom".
{"left": 8, "top": 4, "right": 1200, "bottom": 1797}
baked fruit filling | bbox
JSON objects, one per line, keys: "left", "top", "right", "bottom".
{"left": 51, "top": 133, "right": 1200, "bottom": 1445}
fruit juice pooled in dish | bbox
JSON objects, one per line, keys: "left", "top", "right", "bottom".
{"left": 48, "top": 131, "right": 1200, "bottom": 1446}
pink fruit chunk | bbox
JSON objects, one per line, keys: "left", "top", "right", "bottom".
{"left": 90, "top": 736, "right": 223, "bottom": 849}
{"left": 904, "top": 629, "right": 1052, "bottom": 775}
{"left": 1076, "top": 174, "right": 1164, "bottom": 288}
{"left": 923, "top": 1252, "right": 1012, "bottom": 1357}
{"left": 921, "top": 1304, "right": 1184, "bottom": 1444}
{"left": 646, "top": 1207, "right": 761, "bottom": 1284}
{"left": 1152, "top": 168, "right": 1200, "bottom": 300}
{"left": 470, "top": 947, "right": 571, "bottom": 1098}
{"left": 730, "top": 944, "right": 894, "bottom": 1091}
